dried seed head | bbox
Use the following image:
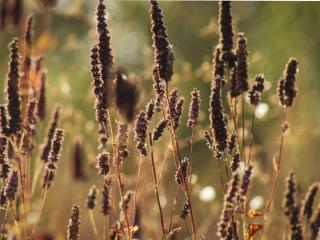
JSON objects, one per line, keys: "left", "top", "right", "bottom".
{"left": 204, "top": 131, "right": 213, "bottom": 150}
{"left": 71, "top": 139, "right": 85, "bottom": 180}
{"left": 42, "top": 161, "right": 56, "bottom": 189}
{"left": 149, "top": 0, "right": 174, "bottom": 82}
{"left": 210, "top": 76, "right": 228, "bottom": 158}
{"left": 101, "top": 177, "right": 112, "bottom": 216}
{"left": 230, "top": 33, "right": 249, "bottom": 98}
{"left": 167, "top": 88, "right": 178, "bottom": 120}
{"left": 145, "top": 100, "right": 155, "bottom": 123}
{"left": 213, "top": 45, "right": 225, "bottom": 79}
{"left": 228, "top": 131, "right": 237, "bottom": 154}
{"left": 180, "top": 200, "right": 190, "bottom": 219}
{"left": 0, "top": 188, "right": 7, "bottom": 207}
{"left": 24, "top": 97, "right": 38, "bottom": 134}
{"left": 115, "top": 122, "right": 129, "bottom": 163}
{"left": 86, "top": 185, "right": 98, "bottom": 210}
{"left": 4, "top": 170, "right": 19, "bottom": 201}
{"left": 0, "top": 136, "right": 8, "bottom": 165}
{"left": 90, "top": 44, "right": 106, "bottom": 125}
{"left": 302, "top": 182, "right": 319, "bottom": 222}
{"left": 153, "top": 118, "right": 168, "bottom": 141}
{"left": 115, "top": 71, "right": 137, "bottom": 122}
{"left": 6, "top": 38, "right": 22, "bottom": 135}
{"left": 217, "top": 173, "right": 240, "bottom": 238}
{"left": 96, "top": 0, "right": 114, "bottom": 109}
{"left": 283, "top": 171, "right": 297, "bottom": 217}
{"left": 41, "top": 106, "right": 60, "bottom": 161}
{"left": 134, "top": 111, "right": 148, "bottom": 156}
{"left": 218, "top": 1, "right": 235, "bottom": 66}
{"left": 175, "top": 157, "right": 189, "bottom": 185}
{"left": 289, "top": 204, "right": 303, "bottom": 240}
{"left": 152, "top": 67, "right": 165, "bottom": 109}
{"left": 0, "top": 137, "right": 10, "bottom": 180}
{"left": 22, "top": 98, "right": 38, "bottom": 152}
{"left": 187, "top": 88, "right": 201, "bottom": 128}
{"left": 230, "top": 152, "right": 240, "bottom": 172}
{"left": 96, "top": 151, "right": 110, "bottom": 176}
{"left": 173, "top": 97, "right": 184, "bottom": 130}
{"left": 248, "top": 74, "right": 265, "bottom": 106}
{"left": 48, "top": 128, "right": 65, "bottom": 163}
{"left": 38, "top": 71, "right": 46, "bottom": 121}
{"left": 0, "top": 105, "right": 9, "bottom": 136}
{"left": 67, "top": 204, "right": 81, "bottom": 240}
{"left": 120, "top": 190, "right": 133, "bottom": 211}
{"left": 278, "top": 58, "right": 299, "bottom": 107}
{"left": 239, "top": 165, "right": 253, "bottom": 204}
{"left": 311, "top": 205, "right": 320, "bottom": 238}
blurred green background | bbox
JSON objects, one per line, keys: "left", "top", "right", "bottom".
{"left": 1, "top": 1, "right": 320, "bottom": 239}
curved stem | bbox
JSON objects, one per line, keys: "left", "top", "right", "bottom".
{"left": 88, "top": 210, "right": 98, "bottom": 238}
{"left": 259, "top": 109, "right": 287, "bottom": 240}
{"left": 149, "top": 134, "right": 167, "bottom": 240}
{"left": 247, "top": 107, "right": 256, "bottom": 166}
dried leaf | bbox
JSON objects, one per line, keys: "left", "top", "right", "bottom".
{"left": 247, "top": 223, "right": 263, "bottom": 238}
{"left": 248, "top": 209, "right": 263, "bottom": 218}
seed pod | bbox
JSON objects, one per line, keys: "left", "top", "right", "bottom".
{"left": 67, "top": 204, "right": 81, "bottom": 240}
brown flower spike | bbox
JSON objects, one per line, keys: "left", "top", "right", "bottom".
{"left": 149, "top": 0, "right": 174, "bottom": 83}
